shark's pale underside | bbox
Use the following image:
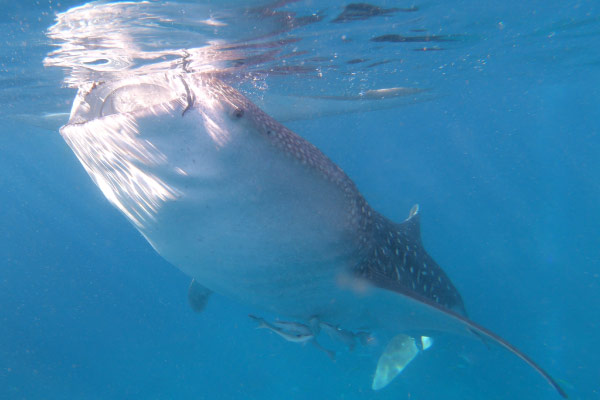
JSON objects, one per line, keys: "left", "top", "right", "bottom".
{"left": 59, "top": 72, "right": 566, "bottom": 398}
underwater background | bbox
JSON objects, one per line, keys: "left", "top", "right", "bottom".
{"left": 1, "top": 0, "right": 599, "bottom": 399}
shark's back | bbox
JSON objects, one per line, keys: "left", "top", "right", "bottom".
{"left": 355, "top": 207, "right": 466, "bottom": 316}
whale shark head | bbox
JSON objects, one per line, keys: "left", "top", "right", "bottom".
{"left": 60, "top": 72, "right": 365, "bottom": 311}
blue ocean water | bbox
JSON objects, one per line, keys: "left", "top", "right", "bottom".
{"left": 1, "top": 1, "right": 599, "bottom": 399}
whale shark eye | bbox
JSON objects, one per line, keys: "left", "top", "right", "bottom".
{"left": 233, "top": 108, "right": 244, "bottom": 119}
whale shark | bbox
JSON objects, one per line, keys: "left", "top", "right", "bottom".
{"left": 59, "top": 71, "right": 567, "bottom": 397}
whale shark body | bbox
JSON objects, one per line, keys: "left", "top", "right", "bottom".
{"left": 59, "top": 72, "right": 566, "bottom": 397}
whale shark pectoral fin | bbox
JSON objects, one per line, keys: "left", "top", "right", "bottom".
{"left": 467, "top": 327, "right": 492, "bottom": 350}
{"left": 187, "top": 279, "right": 212, "bottom": 313}
{"left": 460, "top": 315, "right": 569, "bottom": 398}
{"left": 420, "top": 336, "right": 433, "bottom": 351}
{"left": 372, "top": 334, "right": 419, "bottom": 390}
{"left": 365, "top": 275, "right": 568, "bottom": 398}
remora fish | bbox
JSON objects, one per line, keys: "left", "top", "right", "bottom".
{"left": 319, "top": 321, "right": 372, "bottom": 350}
{"left": 59, "top": 71, "right": 566, "bottom": 397}
{"left": 249, "top": 315, "right": 314, "bottom": 343}
{"left": 250, "top": 315, "right": 337, "bottom": 359}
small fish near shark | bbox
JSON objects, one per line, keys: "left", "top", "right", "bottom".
{"left": 249, "top": 312, "right": 432, "bottom": 389}
{"left": 249, "top": 315, "right": 339, "bottom": 360}
{"left": 249, "top": 315, "right": 315, "bottom": 343}
{"left": 250, "top": 312, "right": 437, "bottom": 390}
{"left": 249, "top": 314, "right": 375, "bottom": 361}
{"left": 57, "top": 71, "right": 567, "bottom": 397}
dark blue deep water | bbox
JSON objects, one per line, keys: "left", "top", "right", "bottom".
{"left": 1, "top": 1, "right": 599, "bottom": 399}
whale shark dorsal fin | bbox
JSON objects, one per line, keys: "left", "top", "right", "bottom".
{"left": 188, "top": 279, "right": 212, "bottom": 313}
{"left": 408, "top": 203, "right": 419, "bottom": 219}
{"left": 399, "top": 203, "right": 421, "bottom": 243}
